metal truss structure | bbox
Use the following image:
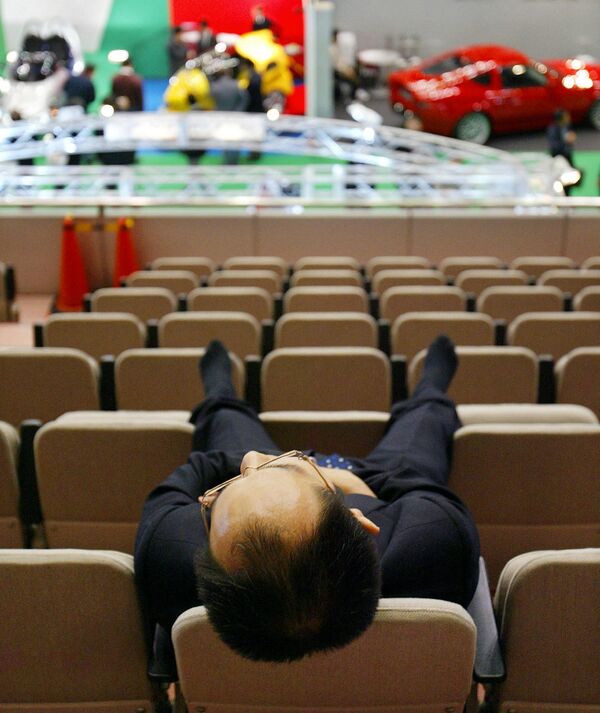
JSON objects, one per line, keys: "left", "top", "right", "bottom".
{"left": 0, "top": 111, "right": 571, "bottom": 207}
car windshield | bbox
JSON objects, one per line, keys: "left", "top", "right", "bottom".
{"left": 421, "top": 55, "right": 467, "bottom": 75}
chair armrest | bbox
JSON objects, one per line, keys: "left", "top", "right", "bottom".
{"left": 378, "top": 319, "right": 390, "bottom": 355}
{"left": 33, "top": 322, "right": 44, "bottom": 347}
{"left": 390, "top": 354, "right": 407, "bottom": 403}
{"left": 261, "top": 319, "right": 275, "bottom": 357}
{"left": 467, "top": 557, "right": 506, "bottom": 683}
{"left": 245, "top": 356, "right": 262, "bottom": 412}
{"left": 18, "top": 419, "right": 43, "bottom": 532}
{"left": 538, "top": 354, "right": 555, "bottom": 404}
{"left": 99, "top": 355, "right": 117, "bottom": 410}
{"left": 148, "top": 624, "right": 178, "bottom": 684}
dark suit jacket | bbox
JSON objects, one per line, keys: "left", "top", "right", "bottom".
{"left": 112, "top": 70, "right": 144, "bottom": 111}
{"left": 134, "top": 450, "right": 480, "bottom": 637}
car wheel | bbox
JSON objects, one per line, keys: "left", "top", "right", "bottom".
{"left": 454, "top": 112, "right": 491, "bottom": 144}
{"left": 588, "top": 100, "right": 600, "bottom": 130}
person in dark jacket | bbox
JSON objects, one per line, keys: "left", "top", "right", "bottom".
{"left": 135, "top": 336, "right": 480, "bottom": 663}
{"left": 111, "top": 59, "right": 144, "bottom": 112}
{"left": 63, "top": 64, "right": 96, "bottom": 112}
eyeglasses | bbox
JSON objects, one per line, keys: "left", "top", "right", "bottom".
{"left": 199, "top": 450, "right": 336, "bottom": 536}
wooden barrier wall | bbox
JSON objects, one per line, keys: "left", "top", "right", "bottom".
{"left": 1, "top": 209, "right": 599, "bottom": 293}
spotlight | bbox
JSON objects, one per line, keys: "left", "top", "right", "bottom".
{"left": 6, "top": 50, "right": 18, "bottom": 63}
{"left": 266, "top": 108, "right": 280, "bottom": 121}
{"left": 100, "top": 104, "right": 115, "bottom": 118}
{"left": 214, "top": 42, "right": 227, "bottom": 54}
{"left": 108, "top": 49, "right": 129, "bottom": 64}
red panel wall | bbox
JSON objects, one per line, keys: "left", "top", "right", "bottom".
{"left": 170, "top": 0, "right": 304, "bottom": 45}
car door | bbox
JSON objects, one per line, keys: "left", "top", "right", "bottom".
{"left": 493, "top": 64, "right": 555, "bottom": 130}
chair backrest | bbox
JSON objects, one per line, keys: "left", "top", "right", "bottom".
{"left": 391, "top": 312, "right": 495, "bottom": 361}
{"left": 510, "top": 255, "right": 576, "bottom": 279}
{"left": 477, "top": 285, "right": 564, "bottom": 322}
{"left": 158, "top": 311, "right": 262, "bottom": 358}
{"left": 91, "top": 286, "right": 177, "bottom": 321}
{"left": 581, "top": 255, "right": 600, "bottom": 270}
{"left": 449, "top": 423, "right": 600, "bottom": 586}
{"left": 373, "top": 269, "right": 445, "bottom": 295}
{"left": 0, "top": 421, "right": 22, "bottom": 547}
{"left": 261, "top": 347, "right": 390, "bottom": 411}
{"left": 152, "top": 256, "right": 215, "bottom": 279}
{"left": 275, "top": 312, "right": 378, "bottom": 348}
{"left": 115, "top": 348, "right": 244, "bottom": 410}
{"left": 223, "top": 256, "right": 289, "bottom": 277}
{"left": 507, "top": 311, "right": 600, "bottom": 359}
{"left": 574, "top": 285, "right": 600, "bottom": 311}
{"left": 439, "top": 256, "right": 504, "bottom": 278}
{"left": 492, "top": 549, "right": 600, "bottom": 713}
{"left": 260, "top": 411, "right": 389, "bottom": 457}
{"left": 409, "top": 346, "right": 538, "bottom": 404}
{"left": 539, "top": 268, "right": 600, "bottom": 295}
{"left": 209, "top": 269, "right": 282, "bottom": 294}
{"left": 34, "top": 418, "right": 193, "bottom": 551}
{"left": 455, "top": 269, "right": 528, "bottom": 297}
{"left": 380, "top": 286, "right": 467, "bottom": 321}
{"left": 43, "top": 312, "right": 146, "bottom": 360}
{"left": 294, "top": 255, "right": 361, "bottom": 272}
{"left": 283, "top": 286, "right": 369, "bottom": 313}
{"left": 0, "top": 347, "right": 100, "bottom": 426}
{"left": 0, "top": 549, "right": 154, "bottom": 710}
{"left": 290, "top": 269, "right": 363, "bottom": 288}
{"left": 126, "top": 269, "right": 199, "bottom": 295}
{"left": 365, "top": 255, "right": 431, "bottom": 278}
{"left": 188, "top": 286, "right": 273, "bottom": 321}
{"left": 457, "top": 403, "right": 598, "bottom": 426}
{"left": 173, "top": 598, "right": 476, "bottom": 713}
{"left": 556, "top": 346, "right": 600, "bottom": 420}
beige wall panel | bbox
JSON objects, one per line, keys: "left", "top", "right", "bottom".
{"left": 563, "top": 212, "right": 600, "bottom": 263}
{"left": 256, "top": 211, "right": 410, "bottom": 262}
{"left": 125, "top": 214, "right": 255, "bottom": 265}
{"left": 411, "top": 211, "right": 565, "bottom": 263}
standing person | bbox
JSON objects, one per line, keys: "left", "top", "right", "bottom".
{"left": 239, "top": 57, "right": 264, "bottom": 161}
{"left": 547, "top": 109, "right": 579, "bottom": 195}
{"left": 210, "top": 68, "right": 249, "bottom": 164}
{"left": 196, "top": 19, "right": 216, "bottom": 55}
{"left": 167, "top": 27, "right": 189, "bottom": 76}
{"left": 135, "top": 336, "right": 480, "bottom": 664}
{"left": 63, "top": 64, "right": 96, "bottom": 112}
{"left": 251, "top": 4, "right": 273, "bottom": 31}
{"left": 111, "top": 59, "right": 144, "bottom": 112}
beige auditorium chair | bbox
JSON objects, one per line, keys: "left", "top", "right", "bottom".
{"left": 34, "top": 417, "right": 193, "bottom": 551}
{"left": 115, "top": 348, "right": 244, "bottom": 410}
{"left": 275, "top": 312, "right": 378, "bottom": 348}
{"left": 188, "top": 286, "right": 274, "bottom": 322}
{"left": 510, "top": 255, "right": 576, "bottom": 280}
{"left": 90, "top": 286, "right": 177, "bottom": 322}
{"left": 439, "top": 256, "right": 504, "bottom": 278}
{"left": 0, "top": 549, "right": 156, "bottom": 711}
{"left": 380, "top": 286, "right": 467, "bottom": 322}
{"left": 582, "top": 255, "right": 600, "bottom": 270}
{"left": 158, "top": 312, "right": 262, "bottom": 359}
{"left": 507, "top": 311, "right": 600, "bottom": 359}
{"left": 408, "top": 346, "right": 538, "bottom": 404}
{"left": 125, "top": 269, "right": 199, "bottom": 295}
{"left": 574, "top": 285, "right": 600, "bottom": 311}
{"left": 539, "top": 268, "right": 600, "bottom": 296}
{"left": 477, "top": 285, "right": 564, "bottom": 323}
{"left": 0, "top": 347, "right": 100, "bottom": 426}
{"left": 391, "top": 312, "right": 495, "bottom": 361}
{"left": 173, "top": 598, "right": 476, "bottom": 713}
{"left": 41, "top": 312, "right": 146, "bottom": 361}
{"left": 261, "top": 347, "right": 390, "bottom": 411}
{"left": 223, "top": 255, "right": 289, "bottom": 278}
{"left": 294, "top": 255, "right": 361, "bottom": 272}
{"left": 260, "top": 411, "right": 389, "bottom": 457}
{"left": 0, "top": 421, "right": 22, "bottom": 547}
{"left": 209, "top": 269, "right": 282, "bottom": 295}
{"left": 449, "top": 423, "right": 600, "bottom": 586}
{"left": 151, "top": 256, "right": 215, "bottom": 280}
{"left": 290, "top": 269, "right": 363, "bottom": 288}
{"left": 373, "top": 269, "right": 446, "bottom": 295}
{"left": 489, "top": 549, "right": 600, "bottom": 713}
{"left": 457, "top": 403, "right": 597, "bottom": 427}
{"left": 283, "top": 286, "right": 369, "bottom": 313}
{"left": 556, "top": 346, "right": 600, "bottom": 420}
{"left": 455, "top": 269, "right": 528, "bottom": 297}
{"left": 366, "top": 255, "right": 431, "bottom": 278}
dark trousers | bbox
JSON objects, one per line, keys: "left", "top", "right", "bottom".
{"left": 189, "top": 377, "right": 461, "bottom": 494}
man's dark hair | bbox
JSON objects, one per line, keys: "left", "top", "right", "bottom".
{"left": 194, "top": 491, "right": 381, "bottom": 662}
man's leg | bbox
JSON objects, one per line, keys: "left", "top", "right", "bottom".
{"left": 190, "top": 341, "right": 280, "bottom": 456}
{"left": 360, "top": 336, "right": 461, "bottom": 489}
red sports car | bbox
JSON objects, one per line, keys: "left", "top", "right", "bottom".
{"left": 389, "top": 44, "right": 600, "bottom": 143}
